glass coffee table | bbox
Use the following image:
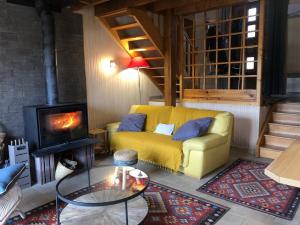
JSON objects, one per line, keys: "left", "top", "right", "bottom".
{"left": 56, "top": 166, "right": 149, "bottom": 225}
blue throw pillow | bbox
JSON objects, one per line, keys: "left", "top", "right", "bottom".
{"left": 172, "top": 117, "right": 213, "bottom": 141}
{"left": 0, "top": 164, "right": 25, "bottom": 196}
{"left": 118, "top": 113, "right": 146, "bottom": 132}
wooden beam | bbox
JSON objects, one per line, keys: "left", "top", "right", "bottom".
{"left": 183, "top": 89, "right": 257, "bottom": 102}
{"left": 95, "top": 0, "right": 159, "bottom": 17}
{"left": 129, "top": 8, "right": 164, "bottom": 56}
{"left": 256, "top": 0, "right": 265, "bottom": 106}
{"left": 150, "top": 0, "right": 249, "bottom": 14}
{"left": 164, "top": 10, "right": 177, "bottom": 106}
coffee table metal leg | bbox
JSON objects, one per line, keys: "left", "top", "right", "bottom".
{"left": 125, "top": 200, "right": 128, "bottom": 225}
{"left": 56, "top": 195, "right": 60, "bottom": 225}
{"left": 86, "top": 147, "right": 91, "bottom": 187}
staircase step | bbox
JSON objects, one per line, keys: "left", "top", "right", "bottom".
{"left": 111, "top": 22, "right": 139, "bottom": 31}
{"left": 144, "top": 57, "right": 164, "bottom": 61}
{"left": 144, "top": 67, "right": 164, "bottom": 70}
{"left": 264, "top": 134, "right": 296, "bottom": 148}
{"left": 269, "top": 123, "right": 300, "bottom": 136}
{"left": 276, "top": 102, "right": 300, "bottom": 113}
{"left": 129, "top": 46, "right": 157, "bottom": 52}
{"left": 260, "top": 145, "right": 285, "bottom": 159}
{"left": 120, "top": 35, "right": 148, "bottom": 42}
{"left": 273, "top": 112, "right": 300, "bottom": 125}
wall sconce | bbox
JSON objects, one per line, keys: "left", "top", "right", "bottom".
{"left": 110, "top": 60, "right": 117, "bottom": 69}
{"left": 100, "top": 58, "right": 117, "bottom": 75}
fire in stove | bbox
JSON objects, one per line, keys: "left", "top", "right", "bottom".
{"left": 46, "top": 111, "right": 82, "bottom": 132}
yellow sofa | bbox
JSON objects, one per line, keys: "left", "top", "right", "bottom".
{"left": 107, "top": 105, "right": 233, "bottom": 179}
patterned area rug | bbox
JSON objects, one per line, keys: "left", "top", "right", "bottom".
{"left": 197, "top": 159, "right": 300, "bottom": 220}
{"left": 7, "top": 181, "right": 228, "bottom": 225}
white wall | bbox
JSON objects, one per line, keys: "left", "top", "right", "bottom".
{"left": 150, "top": 101, "right": 262, "bottom": 154}
{"left": 80, "top": 7, "right": 161, "bottom": 129}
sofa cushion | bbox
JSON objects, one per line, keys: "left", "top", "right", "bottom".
{"left": 154, "top": 123, "right": 175, "bottom": 136}
{"left": 118, "top": 113, "right": 146, "bottom": 132}
{"left": 130, "top": 105, "right": 172, "bottom": 132}
{"left": 169, "top": 107, "right": 221, "bottom": 131}
{"left": 173, "top": 117, "right": 213, "bottom": 141}
{"left": 111, "top": 131, "right": 182, "bottom": 171}
{"left": 0, "top": 164, "right": 25, "bottom": 196}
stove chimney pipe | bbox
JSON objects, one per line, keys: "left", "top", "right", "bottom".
{"left": 35, "top": 0, "right": 58, "bottom": 105}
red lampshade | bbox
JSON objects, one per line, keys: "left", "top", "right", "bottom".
{"left": 127, "top": 56, "right": 149, "bottom": 69}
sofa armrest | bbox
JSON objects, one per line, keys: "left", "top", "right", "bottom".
{"left": 182, "top": 134, "right": 227, "bottom": 167}
{"left": 106, "top": 122, "right": 120, "bottom": 146}
{"left": 107, "top": 122, "right": 120, "bottom": 133}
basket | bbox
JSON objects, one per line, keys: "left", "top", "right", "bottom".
{"left": 55, "top": 159, "right": 77, "bottom": 180}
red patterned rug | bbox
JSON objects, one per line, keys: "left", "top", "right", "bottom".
{"left": 7, "top": 181, "right": 228, "bottom": 225}
{"left": 197, "top": 159, "right": 300, "bottom": 220}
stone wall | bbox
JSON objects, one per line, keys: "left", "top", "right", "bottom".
{"left": 0, "top": 0, "right": 86, "bottom": 137}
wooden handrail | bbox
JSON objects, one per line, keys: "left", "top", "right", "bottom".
{"left": 256, "top": 104, "right": 275, "bottom": 157}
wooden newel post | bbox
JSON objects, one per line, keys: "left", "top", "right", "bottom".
{"left": 164, "top": 10, "right": 177, "bottom": 106}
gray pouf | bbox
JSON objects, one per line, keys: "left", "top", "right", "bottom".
{"left": 114, "top": 149, "right": 138, "bottom": 166}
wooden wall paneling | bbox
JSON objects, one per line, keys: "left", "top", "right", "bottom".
{"left": 164, "top": 10, "right": 177, "bottom": 106}
{"left": 80, "top": 7, "right": 161, "bottom": 129}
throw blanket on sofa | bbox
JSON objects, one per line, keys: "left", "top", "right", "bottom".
{"left": 111, "top": 132, "right": 183, "bottom": 171}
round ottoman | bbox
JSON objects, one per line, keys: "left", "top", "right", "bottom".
{"left": 113, "top": 149, "right": 138, "bottom": 166}
{"left": 113, "top": 149, "right": 138, "bottom": 191}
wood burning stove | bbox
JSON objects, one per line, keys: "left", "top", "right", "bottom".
{"left": 24, "top": 103, "right": 88, "bottom": 150}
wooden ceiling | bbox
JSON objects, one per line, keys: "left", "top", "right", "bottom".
{"left": 7, "top": 0, "right": 254, "bottom": 14}
{"left": 92, "top": 0, "right": 251, "bottom": 15}
{"left": 7, "top": 0, "right": 83, "bottom": 10}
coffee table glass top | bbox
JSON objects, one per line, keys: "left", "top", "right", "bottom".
{"left": 56, "top": 166, "right": 149, "bottom": 206}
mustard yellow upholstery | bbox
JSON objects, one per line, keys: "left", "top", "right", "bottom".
{"left": 129, "top": 105, "right": 172, "bottom": 132}
{"left": 107, "top": 105, "right": 233, "bottom": 179}
{"left": 169, "top": 107, "right": 220, "bottom": 131}
{"left": 111, "top": 132, "right": 182, "bottom": 171}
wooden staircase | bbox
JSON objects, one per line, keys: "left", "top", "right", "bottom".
{"left": 96, "top": 8, "right": 180, "bottom": 97}
{"left": 258, "top": 102, "right": 300, "bottom": 159}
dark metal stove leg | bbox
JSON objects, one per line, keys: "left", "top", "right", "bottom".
{"left": 85, "top": 146, "right": 91, "bottom": 187}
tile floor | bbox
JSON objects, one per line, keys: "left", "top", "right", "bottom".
{"left": 13, "top": 149, "right": 300, "bottom": 225}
